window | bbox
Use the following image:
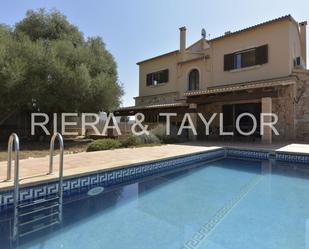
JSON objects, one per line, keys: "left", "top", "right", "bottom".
{"left": 224, "top": 44, "right": 268, "bottom": 71}
{"left": 234, "top": 53, "right": 242, "bottom": 69}
{"left": 188, "top": 69, "right": 199, "bottom": 91}
{"left": 146, "top": 69, "right": 169, "bottom": 86}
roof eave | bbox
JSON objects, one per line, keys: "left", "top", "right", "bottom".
{"left": 209, "top": 14, "right": 296, "bottom": 43}
{"left": 136, "top": 50, "right": 179, "bottom": 65}
{"left": 184, "top": 76, "right": 297, "bottom": 97}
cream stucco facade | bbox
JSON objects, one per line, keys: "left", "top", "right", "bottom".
{"left": 136, "top": 15, "right": 306, "bottom": 104}
{"left": 115, "top": 15, "right": 309, "bottom": 143}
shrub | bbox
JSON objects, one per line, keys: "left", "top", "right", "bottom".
{"left": 150, "top": 125, "right": 166, "bottom": 141}
{"left": 151, "top": 124, "right": 180, "bottom": 144}
{"left": 135, "top": 133, "right": 161, "bottom": 144}
{"left": 86, "top": 139, "right": 122, "bottom": 152}
{"left": 120, "top": 135, "right": 140, "bottom": 147}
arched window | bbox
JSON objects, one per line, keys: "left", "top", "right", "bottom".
{"left": 188, "top": 69, "right": 199, "bottom": 91}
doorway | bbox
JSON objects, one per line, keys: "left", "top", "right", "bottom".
{"left": 222, "top": 102, "right": 261, "bottom": 140}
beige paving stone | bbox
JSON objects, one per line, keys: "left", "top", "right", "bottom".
{"left": 0, "top": 144, "right": 221, "bottom": 190}
{"left": 276, "top": 143, "right": 309, "bottom": 154}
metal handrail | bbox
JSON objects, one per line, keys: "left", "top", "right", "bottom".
{"left": 9, "top": 132, "right": 64, "bottom": 241}
{"left": 7, "top": 133, "right": 20, "bottom": 241}
{"left": 6, "top": 133, "right": 20, "bottom": 182}
{"left": 48, "top": 132, "right": 64, "bottom": 222}
{"left": 48, "top": 132, "right": 64, "bottom": 175}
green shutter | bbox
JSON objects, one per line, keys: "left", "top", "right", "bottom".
{"left": 224, "top": 53, "right": 234, "bottom": 71}
{"left": 256, "top": 44, "right": 268, "bottom": 65}
{"left": 146, "top": 74, "right": 152, "bottom": 86}
{"left": 163, "top": 69, "right": 169, "bottom": 82}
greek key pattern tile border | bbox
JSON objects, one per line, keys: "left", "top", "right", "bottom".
{"left": 0, "top": 149, "right": 225, "bottom": 210}
{"left": 226, "top": 149, "right": 269, "bottom": 160}
{"left": 276, "top": 152, "right": 309, "bottom": 164}
{"left": 1, "top": 148, "right": 307, "bottom": 211}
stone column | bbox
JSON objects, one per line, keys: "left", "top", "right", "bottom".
{"left": 261, "top": 97, "right": 272, "bottom": 144}
{"left": 189, "top": 103, "right": 197, "bottom": 141}
{"left": 299, "top": 21, "right": 307, "bottom": 67}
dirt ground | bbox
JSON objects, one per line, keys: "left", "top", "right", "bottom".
{"left": 0, "top": 139, "right": 92, "bottom": 162}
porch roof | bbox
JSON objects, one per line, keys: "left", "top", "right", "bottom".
{"left": 184, "top": 76, "right": 297, "bottom": 97}
{"left": 113, "top": 103, "right": 189, "bottom": 116}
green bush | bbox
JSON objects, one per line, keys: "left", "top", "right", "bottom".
{"left": 150, "top": 125, "right": 166, "bottom": 141}
{"left": 86, "top": 139, "right": 122, "bottom": 152}
{"left": 120, "top": 135, "right": 140, "bottom": 147}
{"left": 136, "top": 133, "right": 161, "bottom": 144}
{"left": 151, "top": 124, "right": 180, "bottom": 144}
{"left": 86, "top": 134, "right": 162, "bottom": 152}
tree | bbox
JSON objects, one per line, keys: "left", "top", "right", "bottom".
{"left": 0, "top": 9, "right": 123, "bottom": 116}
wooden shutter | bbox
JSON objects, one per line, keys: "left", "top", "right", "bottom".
{"left": 162, "top": 69, "right": 169, "bottom": 82}
{"left": 146, "top": 73, "right": 152, "bottom": 86}
{"left": 256, "top": 45, "right": 268, "bottom": 65}
{"left": 241, "top": 50, "right": 255, "bottom": 68}
{"left": 224, "top": 53, "right": 234, "bottom": 71}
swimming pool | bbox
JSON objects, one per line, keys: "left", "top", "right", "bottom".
{"left": 1, "top": 155, "right": 309, "bottom": 249}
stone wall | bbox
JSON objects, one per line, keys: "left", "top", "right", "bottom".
{"left": 272, "top": 84, "right": 296, "bottom": 141}
{"left": 293, "top": 70, "right": 309, "bottom": 141}
{"left": 135, "top": 92, "right": 179, "bottom": 106}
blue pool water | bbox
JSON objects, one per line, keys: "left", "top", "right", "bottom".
{"left": 1, "top": 158, "right": 309, "bottom": 249}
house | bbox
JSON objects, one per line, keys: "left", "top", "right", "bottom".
{"left": 114, "top": 15, "right": 309, "bottom": 143}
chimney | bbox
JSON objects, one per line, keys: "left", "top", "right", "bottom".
{"left": 179, "top": 26, "right": 186, "bottom": 54}
{"left": 299, "top": 21, "right": 307, "bottom": 67}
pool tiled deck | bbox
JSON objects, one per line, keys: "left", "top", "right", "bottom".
{"left": 0, "top": 142, "right": 308, "bottom": 191}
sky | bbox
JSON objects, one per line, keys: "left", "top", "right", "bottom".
{"left": 0, "top": 0, "right": 308, "bottom": 107}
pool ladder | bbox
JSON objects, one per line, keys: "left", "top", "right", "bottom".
{"left": 6, "top": 133, "right": 64, "bottom": 241}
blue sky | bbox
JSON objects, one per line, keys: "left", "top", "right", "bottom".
{"left": 1, "top": 0, "right": 308, "bottom": 107}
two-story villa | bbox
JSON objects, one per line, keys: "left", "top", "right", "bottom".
{"left": 115, "top": 15, "right": 309, "bottom": 143}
